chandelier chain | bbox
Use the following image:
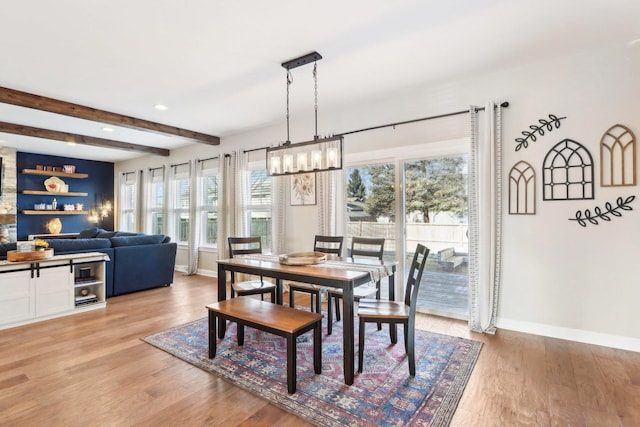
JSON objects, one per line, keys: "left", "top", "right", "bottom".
{"left": 286, "top": 70, "right": 292, "bottom": 143}
{"left": 313, "top": 62, "right": 318, "bottom": 138}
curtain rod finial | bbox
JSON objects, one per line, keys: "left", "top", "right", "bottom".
{"left": 500, "top": 101, "right": 509, "bottom": 108}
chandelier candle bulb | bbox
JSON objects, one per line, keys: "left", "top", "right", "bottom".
{"left": 270, "top": 155, "right": 281, "bottom": 175}
{"left": 311, "top": 149, "right": 322, "bottom": 169}
{"left": 297, "top": 152, "right": 308, "bottom": 171}
{"left": 283, "top": 154, "right": 294, "bottom": 173}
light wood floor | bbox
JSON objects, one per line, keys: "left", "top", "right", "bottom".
{"left": 1, "top": 274, "right": 639, "bottom": 426}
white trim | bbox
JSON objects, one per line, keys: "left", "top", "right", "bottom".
{"left": 196, "top": 268, "right": 216, "bottom": 277}
{"left": 497, "top": 317, "right": 640, "bottom": 353}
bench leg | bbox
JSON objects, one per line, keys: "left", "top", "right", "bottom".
{"left": 286, "top": 334, "right": 296, "bottom": 394}
{"left": 237, "top": 323, "right": 245, "bottom": 346}
{"left": 208, "top": 311, "right": 217, "bottom": 358}
{"left": 313, "top": 322, "right": 322, "bottom": 374}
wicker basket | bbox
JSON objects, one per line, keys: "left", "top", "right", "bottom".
{"left": 278, "top": 251, "right": 326, "bottom": 266}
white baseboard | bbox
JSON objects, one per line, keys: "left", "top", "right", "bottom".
{"left": 196, "top": 269, "right": 216, "bottom": 277}
{"left": 497, "top": 317, "right": 640, "bottom": 353}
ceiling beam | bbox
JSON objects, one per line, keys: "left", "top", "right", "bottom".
{"left": 0, "top": 86, "right": 220, "bottom": 145}
{"left": 0, "top": 121, "right": 170, "bottom": 156}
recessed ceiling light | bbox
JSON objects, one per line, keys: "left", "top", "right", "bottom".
{"left": 102, "top": 126, "right": 114, "bottom": 132}
{"left": 67, "top": 142, "right": 77, "bottom": 146}
{"left": 154, "top": 104, "right": 169, "bottom": 111}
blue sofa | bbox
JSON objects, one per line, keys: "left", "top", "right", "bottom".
{"left": 0, "top": 228, "right": 177, "bottom": 298}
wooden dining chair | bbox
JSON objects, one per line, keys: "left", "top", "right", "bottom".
{"left": 327, "top": 237, "right": 385, "bottom": 335}
{"left": 358, "top": 243, "right": 430, "bottom": 376}
{"left": 288, "top": 235, "right": 343, "bottom": 313}
{"left": 227, "top": 237, "right": 276, "bottom": 302}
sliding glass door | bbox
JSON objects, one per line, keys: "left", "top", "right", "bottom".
{"left": 345, "top": 145, "right": 469, "bottom": 319}
{"left": 403, "top": 155, "right": 469, "bottom": 319}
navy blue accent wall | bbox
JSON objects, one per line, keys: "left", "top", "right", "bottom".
{"left": 17, "top": 152, "right": 114, "bottom": 239}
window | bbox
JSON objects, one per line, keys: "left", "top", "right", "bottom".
{"left": 198, "top": 159, "right": 219, "bottom": 248}
{"left": 119, "top": 171, "right": 138, "bottom": 232}
{"left": 146, "top": 166, "right": 165, "bottom": 235}
{"left": 244, "top": 157, "right": 272, "bottom": 250}
{"left": 169, "top": 162, "right": 191, "bottom": 245}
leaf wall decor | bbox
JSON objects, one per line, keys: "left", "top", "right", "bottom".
{"left": 568, "top": 195, "right": 635, "bottom": 227}
{"left": 515, "top": 114, "right": 567, "bottom": 151}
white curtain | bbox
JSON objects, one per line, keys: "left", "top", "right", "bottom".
{"left": 271, "top": 174, "right": 286, "bottom": 254}
{"left": 186, "top": 160, "right": 202, "bottom": 275}
{"left": 217, "top": 153, "right": 234, "bottom": 260}
{"left": 235, "top": 150, "right": 250, "bottom": 237}
{"left": 317, "top": 170, "right": 341, "bottom": 236}
{"left": 468, "top": 102, "right": 503, "bottom": 333}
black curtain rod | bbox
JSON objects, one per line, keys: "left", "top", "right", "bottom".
{"left": 245, "top": 101, "right": 509, "bottom": 151}
{"left": 148, "top": 165, "right": 164, "bottom": 171}
{"left": 197, "top": 156, "right": 219, "bottom": 163}
{"left": 169, "top": 161, "right": 190, "bottom": 168}
{"left": 339, "top": 102, "right": 508, "bottom": 137}
{"left": 244, "top": 147, "right": 266, "bottom": 154}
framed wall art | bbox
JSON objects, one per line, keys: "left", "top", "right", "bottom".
{"left": 290, "top": 173, "right": 316, "bottom": 206}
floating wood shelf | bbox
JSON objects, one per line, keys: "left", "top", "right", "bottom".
{"left": 20, "top": 190, "right": 88, "bottom": 196}
{"left": 21, "top": 169, "right": 88, "bottom": 179}
{"left": 20, "top": 210, "right": 89, "bottom": 215}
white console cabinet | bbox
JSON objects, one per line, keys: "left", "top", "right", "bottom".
{"left": 0, "top": 252, "right": 108, "bottom": 330}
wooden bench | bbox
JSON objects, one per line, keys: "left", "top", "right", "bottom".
{"left": 206, "top": 297, "right": 322, "bottom": 394}
{"left": 437, "top": 247, "right": 464, "bottom": 271}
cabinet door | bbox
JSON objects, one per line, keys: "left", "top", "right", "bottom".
{"left": 35, "top": 266, "right": 74, "bottom": 317}
{"left": 0, "top": 270, "right": 35, "bottom": 325}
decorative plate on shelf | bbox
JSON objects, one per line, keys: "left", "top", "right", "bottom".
{"left": 44, "top": 176, "right": 65, "bottom": 193}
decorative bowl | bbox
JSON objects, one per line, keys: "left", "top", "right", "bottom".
{"left": 278, "top": 251, "right": 327, "bottom": 265}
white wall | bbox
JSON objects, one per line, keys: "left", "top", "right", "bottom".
{"left": 115, "top": 43, "right": 640, "bottom": 351}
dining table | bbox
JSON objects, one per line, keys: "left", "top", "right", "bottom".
{"left": 216, "top": 254, "right": 396, "bottom": 385}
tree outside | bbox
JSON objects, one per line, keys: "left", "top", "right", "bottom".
{"left": 347, "top": 156, "right": 467, "bottom": 223}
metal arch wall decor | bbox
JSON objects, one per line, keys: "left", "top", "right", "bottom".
{"left": 600, "top": 124, "right": 637, "bottom": 187}
{"left": 569, "top": 195, "right": 635, "bottom": 227}
{"left": 514, "top": 114, "right": 567, "bottom": 151}
{"left": 508, "top": 161, "right": 536, "bottom": 214}
{"left": 542, "top": 139, "right": 594, "bottom": 201}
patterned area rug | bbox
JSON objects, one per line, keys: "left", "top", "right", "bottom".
{"left": 143, "top": 318, "right": 481, "bottom": 426}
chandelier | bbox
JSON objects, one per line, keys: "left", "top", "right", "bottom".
{"left": 266, "top": 51, "right": 343, "bottom": 176}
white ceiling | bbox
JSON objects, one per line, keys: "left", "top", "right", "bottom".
{"left": 1, "top": 0, "right": 639, "bottom": 162}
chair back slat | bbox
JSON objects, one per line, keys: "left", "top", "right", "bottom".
{"left": 228, "top": 237, "right": 262, "bottom": 257}
{"left": 405, "top": 244, "right": 430, "bottom": 307}
{"left": 350, "top": 237, "right": 385, "bottom": 260}
{"left": 313, "top": 235, "right": 344, "bottom": 256}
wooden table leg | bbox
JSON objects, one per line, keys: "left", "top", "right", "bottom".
{"left": 388, "top": 267, "right": 398, "bottom": 344}
{"left": 313, "top": 321, "right": 322, "bottom": 374}
{"left": 287, "top": 334, "right": 296, "bottom": 394}
{"left": 217, "top": 263, "right": 227, "bottom": 339}
{"left": 342, "top": 282, "right": 354, "bottom": 385}
{"left": 208, "top": 310, "right": 217, "bottom": 358}
{"left": 276, "top": 278, "right": 283, "bottom": 305}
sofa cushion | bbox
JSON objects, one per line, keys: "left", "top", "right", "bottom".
{"left": 96, "top": 230, "right": 117, "bottom": 238}
{"left": 46, "top": 238, "right": 112, "bottom": 252}
{"left": 77, "top": 227, "right": 101, "bottom": 238}
{"left": 110, "top": 234, "right": 166, "bottom": 247}
{"left": 161, "top": 235, "right": 172, "bottom": 243}
{"left": 113, "top": 231, "right": 141, "bottom": 237}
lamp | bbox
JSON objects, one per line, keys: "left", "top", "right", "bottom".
{"left": 266, "top": 51, "right": 343, "bottom": 176}
{"left": 88, "top": 200, "right": 111, "bottom": 224}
